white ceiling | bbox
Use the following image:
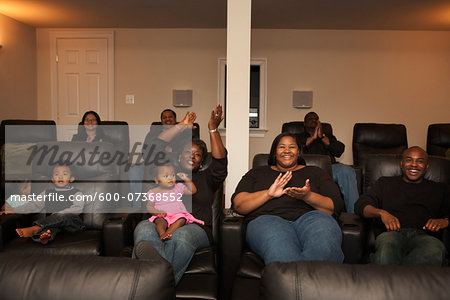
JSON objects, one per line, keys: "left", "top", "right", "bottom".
{"left": 0, "top": 0, "right": 450, "bottom": 30}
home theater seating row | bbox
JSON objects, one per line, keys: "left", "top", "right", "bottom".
{"left": 1, "top": 119, "right": 449, "bottom": 299}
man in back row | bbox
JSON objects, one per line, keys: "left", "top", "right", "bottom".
{"left": 355, "top": 146, "right": 449, "bottom": 266}
{"left": 299, "top": 112, "right": 359, "bottom": 213}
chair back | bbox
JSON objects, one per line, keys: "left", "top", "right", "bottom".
{"left": 101, "top": 121, "right": 130, "bottom": 156}
{"left": 1, "top": 119, "right": 56, "bottom": 145}
{"left": 1, "top": 120, "right": 57, "bottom": 206}
{"left": 427, "top": 123, "right": 450, "bottom": 157}
{"left": 352, "top": 123, "right": 407, "bottom": 168}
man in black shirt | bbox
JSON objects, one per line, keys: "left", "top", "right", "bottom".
{"left": 355, "top": 146, "right": 449, "bottom": 266}
{"left": 299, "top": 112, "right": 359, "bottom": 213}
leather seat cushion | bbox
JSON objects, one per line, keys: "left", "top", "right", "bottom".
{"left": 3, "top": 229, "right": 101, "bottom": 256}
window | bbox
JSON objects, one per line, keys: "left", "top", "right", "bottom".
{"left": 218, "top": 58, "right": 267, "bottom": 137}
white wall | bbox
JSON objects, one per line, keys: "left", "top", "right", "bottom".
{"left": 36, "top": 29, "right": 450, "bottom": 167}
{"left": 0, "top": 14, "right": 37, "bottom": 120}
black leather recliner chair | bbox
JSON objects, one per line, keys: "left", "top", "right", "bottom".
{"left": 1, "top": 120, "right": 57, "bottom": 207}
{"left": 352, "top": 123, "right": 408, "bottom": 168}
{"left": 220, "top": 154, "right": 364, "bottom": 300}
{"left": 361, "top": 154, "right": 450, "bottom": 258}
{"left": 427, "top": 123, "right": 450, "bottom": 157}
{"left": 259, "top": 260, "right": 450, "bottom": 300}
{"left": 0, "top": 252, "right": 176, "bottom": 300}
{"left": 0, "top": 141, "right": 134, "bottom": 256}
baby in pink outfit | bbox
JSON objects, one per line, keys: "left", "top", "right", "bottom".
{"left": 147, "top": 164, "right": 203, "bottom": 240}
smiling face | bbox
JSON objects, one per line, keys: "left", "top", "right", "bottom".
{"left": 83, "top": 113, "right": 98, "bottom": 131}
{"left": 400, "top": 147, "right": 429, "bottom": 183}
{"left": 52, "top": 166, "right": 74, "bottom": 188}
{"left": 179, "top": 143, "right": 203, "bottom": 172}
{"left": 275, "top": 136, "right": 300, "bottom": 171}
{"left": 155, "top": 165, "right": 176, "bottom": 189}
{"left": 161, "top": 110, "right": 176, "bottom": 126}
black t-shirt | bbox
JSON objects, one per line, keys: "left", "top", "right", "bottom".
{"left": 355, "top": 176, "right": 450, "bottom": 236}
{"left": 232, "top": 165, "right": 344, "bottom": 223}
{"left": 191, "top": 156, "right": 228, "bottom": 242}
{"left": 298, "top": 132, "right": 344, "bottom": 164}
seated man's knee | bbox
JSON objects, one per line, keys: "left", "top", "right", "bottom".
{"left": 375, "top": 231, "right": 403, "bottom": 248}
{"left": 412, "top": 236, "right": 447, "bottom": 266}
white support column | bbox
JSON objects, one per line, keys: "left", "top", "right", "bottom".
{"left": 225, "top": 0, "right": 252, "bottom": 207}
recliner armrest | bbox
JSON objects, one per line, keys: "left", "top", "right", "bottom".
{"left": 339, "top": 212, "right": 365, "bottom": 263}
{"left": 103, "top": 212, "right": 143, "bottom": 256}
{"left": 220, "top": 208, "right": 246, "bottom": 300}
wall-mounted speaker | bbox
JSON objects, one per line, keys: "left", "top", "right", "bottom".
{"left": 292, "top": 91, "right": 313, "bottom": 109}
{"left": 173, "top": 90, "right": 193, "bottom": 107}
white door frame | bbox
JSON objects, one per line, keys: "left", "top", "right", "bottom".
{"left": 49, "top": 30, "right": 115, "bottom": 123}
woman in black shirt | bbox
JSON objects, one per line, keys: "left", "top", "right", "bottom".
{"left": 232, "top": 132, "right": 344, "bottom": 265}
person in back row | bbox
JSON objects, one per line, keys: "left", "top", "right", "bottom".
{"left": 142, "top": 109, "right": 195, "bottom": 157}
{"left": 72, "top": 111, "right": 109, "bottom": 143}
{"left": 355, "top": 146, "right": 449, "bottom": 266}
{"left": 299, "top": 112, "right": 359, "bottom": 213}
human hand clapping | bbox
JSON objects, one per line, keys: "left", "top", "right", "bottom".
{"left": 268, "top": 171, "right": 292, "bottom": 199}
{"left": 285, "top": 179, "right": 311, "bottom": 200}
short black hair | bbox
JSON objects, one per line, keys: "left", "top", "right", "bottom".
{"left": 53, "top": 163, "right": 73, "bottom": 173}
{"left": 150, "top": 162, "right": 175, "bottom": 179}
{"left": 82, "top": 111, "right": 102, "bottom": 125}
{"left": 192, "top": 138, "right": 208, "bottom": 165}
{"left": 304, "top": 111, "right": 318, "bottom": 122}
{"left": 268, "top": 132, "right": 305, "bottom": 166}
{"left": 160, "top": 109, "right": 177, "bottom": 121}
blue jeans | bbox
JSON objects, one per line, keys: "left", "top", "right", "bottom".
{"left": 332, "top": 163, "right": 359, "bottom": 213}
{"left": 133, "top": 220, "right": 210, "bottom": 284}
{"left": 246, "top": 211, "right": 344, "bottom": 265}
{"left": 372, "top": 229, "right": 447, "bottom": 266}
{"left": 32, "top": 213, "right": 84, "bottom": 242}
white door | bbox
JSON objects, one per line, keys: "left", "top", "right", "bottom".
{"left": 55, "top": 37, "right": 111, "bottom": 140}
